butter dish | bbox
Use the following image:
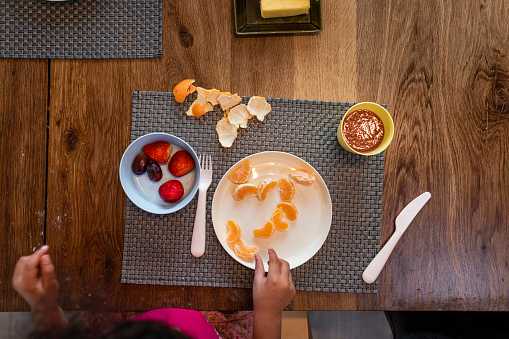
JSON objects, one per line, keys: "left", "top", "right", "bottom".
{"left": 234, "top": 0, "right": 322, "bottom": 35}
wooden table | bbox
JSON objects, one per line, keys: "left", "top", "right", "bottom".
{"left": 2, "top": 1, "right": 509, "bottom": 312}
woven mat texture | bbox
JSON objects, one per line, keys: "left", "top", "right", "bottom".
{"left": 0, "top": 0, "right": 162, "bottom": 59}
{"left": 121, "top": 91, "right": 384, "bottom": 293}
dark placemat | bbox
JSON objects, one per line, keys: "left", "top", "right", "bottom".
{"left": 121, "top": 91, "right": 384, "bottom": 293}
{"left": 0, "top": 0, "right": 162, "bottom": 59}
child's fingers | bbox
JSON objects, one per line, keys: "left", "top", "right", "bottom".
{"left": 267, "top": 248, "right": 280, "bottom": 276}
{"left": 12, "top": 256, "right": 29, "bottom": 286}
{"left": 40, "top": 254, "right": 58, "bottom": 289}
{"left": 254, "top": 253, "right": 265, "bottom": 283}
{"left": 23, "top": 246, "right": 49, "bottom": 279}
{"left": 279, "top": 258, "right": 290, "bottom": 279}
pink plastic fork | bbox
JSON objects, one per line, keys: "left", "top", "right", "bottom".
{"left": 191, "top": 154, "right": 212, "bottom": 257}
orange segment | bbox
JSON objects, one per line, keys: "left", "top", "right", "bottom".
{"left": 229, "top": 160, "right": 252, "bottom": 184}
{"left": 233, "top": 239, "right": 258, "bottom": 260}
{"left": 253, "top": 220, "right": 275, "bottom": 238}
{"left": 226, "top": 220, "right": 241, "bottom": 244}
{"left": 290, "top": 168, "right": 316, "bottom": 185}
{"left": 271, "top": 208, "right": 289, "bottom": 231}
{"left": 173, "top": 79, "right": 196, "bottom": 103}
{"left": 277, "top": 178, "right": 295, "bottom": 202}
{"left": 257, "top": 178, "right": 278, "bottom": 201}
{"left": 233, "top": 183, "right": 258, "bottom": 201}
{"left": 277, "top": 202, "right": 298, "bottom": 221}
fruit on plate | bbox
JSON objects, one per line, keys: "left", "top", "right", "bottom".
{"left": 253, "top": 220, "right": 275, "bottom": 238}
{"left": 277, "top": 178, "right": 295, "bottom": 202}
{"left": 147, "top": 161, "right": 163, "bottom": 182}
{"left": 131, "top": 153, "right": 151, "bottom": 175}
{"left": 229, "top": 159, "right": 252, "bottom": 184}
{"left": 159, "top": 180, "right": 184, "bottom": 203}
{"left": 233, "top": 239, "right": 258, "bottom": 260}
{"left": 271, "top": 208, "right": 289, "bottom": 231}
{"left": 290, "top": 168, "right": 316, "bottom": 185}
{"left": 226, "top": 220, "right": 241, "bottom": 244}
{"left": 277, "top": 202, "right": 298, "bottom": 221}
{"left": 143, "top": 141, "right": 173, "bottom": 164}
{"left": 257, "top": 178, "right": 278, "bottom": 201}
{"left": 168, "top": 150, "right": 195, "bottom": 177}
{"left": 233, "top": 183, "right": 258, "bottom": 201}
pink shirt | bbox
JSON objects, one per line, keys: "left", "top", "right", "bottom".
{"left": 132, "top": 308, "right": 219, "bottom": 339}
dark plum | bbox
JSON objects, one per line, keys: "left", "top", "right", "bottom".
{"left": 147, "top": 161, "right": 163, "bottom": 182}
{"left": 132, "top": 153, "right": 151, "bottom": 175}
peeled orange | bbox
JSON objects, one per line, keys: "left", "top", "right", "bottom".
{"left": 229, "top": 160, "right": 252, "bottom": 184}
{"left": 271, "top": 208, "right": 289, "bottom": 231}
{"left": 277, "top": 202, "right": 298, "bottom": 221}
{"left": 233, "top": 239, "right": 258, "bottom": 260}
{"left": 277, "top": 178, "right": 295, "bottom": 202}
{"left": 253, "top": 220, "right": 275, "bottom": 238}
{"left": 233, "top": 183, "right": 258, "bottom": 201}
{"left": 290, "top": 169, "right": 316, "bottom": 185}
{"left": 226, "top": 220, "right": 241, "bottom": 244}
{"left": 257, "top": 178, "right": 278, "bottom": 201}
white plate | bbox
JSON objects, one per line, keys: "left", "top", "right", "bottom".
{"left": 212, "top": 151, "right": 332, "bottom": 270}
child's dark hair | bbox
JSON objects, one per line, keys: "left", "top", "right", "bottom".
{"left": 29, "top": 320, "right": 190, "bottom": 339}
{"left": 101, "top": 322, "right": 190, "bottom": 339}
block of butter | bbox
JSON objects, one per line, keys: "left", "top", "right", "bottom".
{"left": 260, "top": 0, "right": 311, "bottom": 19}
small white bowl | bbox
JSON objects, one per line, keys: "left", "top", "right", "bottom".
{"left": 119, "top": 133, "right": 200, "bottom": 214}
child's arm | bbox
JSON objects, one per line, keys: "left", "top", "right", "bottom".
{"left": 12, "top": 246, "right": 68, "bottom": 338}
{"left": 252, "top": 248, "right": 296, "bottom": 339}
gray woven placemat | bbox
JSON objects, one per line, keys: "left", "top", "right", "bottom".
{"left": 0, "top": 0, "right": 162, "bottom": 59}
{"left": 121, "top": 91, "right": 384, "bottom": 293}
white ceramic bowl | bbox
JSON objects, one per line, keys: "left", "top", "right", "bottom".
{"left": 119, "top": 133, "right": 200, "bottom": 214}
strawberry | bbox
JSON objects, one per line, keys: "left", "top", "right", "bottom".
{"left": 142, "top": 141, "right": 172, "bottom": 164}
{"left": 168, "top": 150, "right": 195, "bottom": 177}
{"left": 159, "top": 180, "right": 184, "bottom": 203}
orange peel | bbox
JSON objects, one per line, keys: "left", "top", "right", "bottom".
{"left": 197, "top": 87, "right": 221, "bottom": 106}
{"left": 216, "top": 117, "right": 238, "bottom": 147}
{"left": 207, "top": 90, "right": 221, "bottom": 106}
{"left": 228, "top": 104, "right": 252, "bottom": 128}
{"left": 247, "top": 96, "right": 271, "bottom": 121}
{"left": 173, "top": 79, "right": 196, "bottom": 103}
{"left": 218, "top": 93, "right": 242, "bottom": 111}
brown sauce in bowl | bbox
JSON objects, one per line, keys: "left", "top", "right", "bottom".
{"left": 342, "top": 109, "right": 385, "bottom": 153}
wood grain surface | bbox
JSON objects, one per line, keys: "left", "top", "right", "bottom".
{"left": 2, "top": 0, "right": 509, "bottom": 312}
{"left": 0, "top": 59, "right": 48, "bottom": 311}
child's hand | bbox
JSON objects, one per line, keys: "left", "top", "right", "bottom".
{"left": 12, "top": 246, "right": 68, "bottom": 336}
{"left": 253, "top": 248, "right": 296, "bottom": 316}
{"left": 12, "top": 245, "right": 60, "bottom": 310}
